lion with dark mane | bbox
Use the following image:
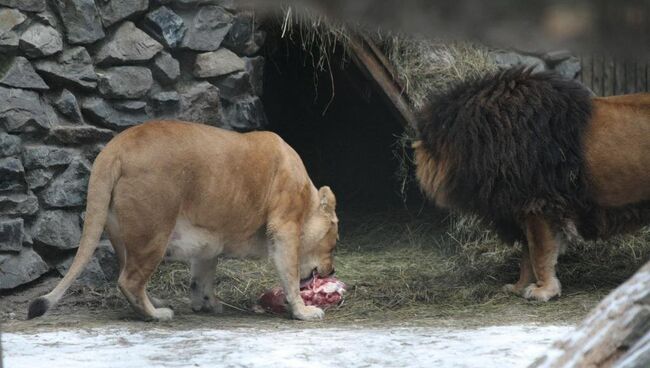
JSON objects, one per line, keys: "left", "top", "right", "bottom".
{"left": 413, "top": 67, "right": 650, "bottom": 301}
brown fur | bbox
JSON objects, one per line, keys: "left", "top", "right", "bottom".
{"left": 28, "top": 121, "right": 338, "bottom": 321}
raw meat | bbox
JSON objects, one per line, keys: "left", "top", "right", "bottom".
{"left": 255, "top": 275, "right": 346, "bottom": 314}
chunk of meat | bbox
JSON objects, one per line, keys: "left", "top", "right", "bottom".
{"left": 255, "top": 276, "right": 346, "bottom": 314}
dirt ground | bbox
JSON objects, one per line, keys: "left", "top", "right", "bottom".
{"left": 2, "top": 208, "right": 643, "bottom": 334}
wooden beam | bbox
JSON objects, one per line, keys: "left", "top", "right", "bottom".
{"left": 347, "top": 35, "right": 418, "bottom": 130}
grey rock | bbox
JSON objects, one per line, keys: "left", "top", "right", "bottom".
{"left": 34, "top": 6, "right": 60, "bottom": 28}
{"left": 174, "top": 0, "right": 235, "bottom": 10}
{"left": 56, "top": 253, "right": 106, "bottom": 287}
{"left": 193, "top": 48, "right": 244, "bottom": 78}
{"left": 178, "top": 81, "right": 223, "bottom": 126}
{"left": 98, "top": 0, "right": 149, "bottom": 27}
{"left": 555, "top": 56, "right": 581, "bottom": 80}
{"left": 0, "top": 247, "right": 49, "bottom": 290}
{"left": 223, "top": 11, "right": 264, "bottom": 56}
{"left": 22, "top": 145, "right": 76, "bottom": 169}
{"left": 98, "top": 66, "right": 153, "bottom": 99}
{"left": 0, "top": 192, "right": 38, "bottom": 215}
{"left": 55, "top": 0, "right": 105, "bottom": 45}
{"left": 0, "top": 86, "right": 52, "bottom": 133}
{"left": 95, "top": 240, "right": 119, "bottom": 281}
{"left": 114, "top": 100, "right": 147, "bottom": 113}
{"left": 543, "top": 50, "right": 573, "bottom": 64}
{"left": 151, "top": 90, "right": 180, "bottom": 115}
{"left": 47, "top": 125, "right": 115, "bottom": 145}
{"left": 0, "top": 7, "right": 26, "bottom": 33}
{"left": 0, "top": 57, "right": 49, "bottom": 90}
{"left": 151, "top": 51, "right": 180, "bottom": 85}
{"left": 0, "top": 217, "right": 23, "bottom": 252}
{"left": 0, "top": 31, "right": 18, "bottom": 53}
{"left": 81, "top": 97, "right": 149, "bottom": 131}
{"left": 32, "top": 210, "right": 81, "bottom": 249}
{"left": 244, "top": 56, "right": 263, "bottom": 96}
{"left": 42, "top": 159, "right": 90, "bottom": 208}
{"left": 491, "top": 51, "right": 546, "bottom": 73}
{"left": 213, "top": 71, "right": 250, "bottom": 102}
{"left": 95, "top": 21, "right": 163, "bottom": 66}
{"left": 181, "top": 6, "right": 233, "bottom": 51}
{"left": 144, "top": 6, "right": 185, "bottom": 48}
{"left": 0, "top": 0, "right": 45, "bottom": 12}
{"left": 34, "top": 47, "right": 98, "bottom": 90}
{"left": 223, "top": 96, "right": 267, "bottom": 131}
{"left": 53, "top": 89, "right": 83, "bottom": 124}
{"left": 25, "top": 168, "right": 53, "bottom": 190}
{"left": 0, "top": 157, "right": 25, "bottom": 192}
{"left": 19, "top": 23, "right": 63, "bottom": 58}
{"left": 0, "top": 133, "right": 21, "bottom": 157}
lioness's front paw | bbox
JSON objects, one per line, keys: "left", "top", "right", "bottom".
{"left": 292, "top": 305, "right": 324, "bottom": 321}
{"left": 503, "top": 283, "right": 525, "bottom": 295}
{"left": 523, "top": 282, "right": 561, "bottom": 302}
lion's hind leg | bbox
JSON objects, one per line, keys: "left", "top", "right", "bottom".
{"left": 522, "top": 216, "right": 562, "bottom": 302}
{"left": 503, "top": 244, "right": 535, "bottom": 296}
{"left": 189, "top": 257, "right": 222, "bottom": 313}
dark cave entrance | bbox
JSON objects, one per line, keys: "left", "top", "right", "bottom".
{"left": 261, "top": 31, "right": 424, "bottom": 212}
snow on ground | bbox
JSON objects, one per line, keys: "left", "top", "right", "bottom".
{"left": 2, "top": 325, "right": 572, "bottom": 368}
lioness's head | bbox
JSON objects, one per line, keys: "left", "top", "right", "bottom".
{"left": 300, "top": 186, "right": 338, "bottom": 280}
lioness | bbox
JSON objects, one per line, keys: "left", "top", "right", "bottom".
{"left": 414, "top": 68, "right": 650, "bottom": 301}
{"left": 28, "top": 121, "right": 339, "bottom": 321}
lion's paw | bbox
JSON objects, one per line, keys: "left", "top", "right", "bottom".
{"left": 292, "top": 305, "right": 324, "bottom": 321}
{"left": 152, "top": 307, "right": 174, "bottom": 322}
{"left": 523, "top": 283, "right": 561, "bottom": 302}
{"left": 502, "top": 283, "right": 526, "bottom": 295}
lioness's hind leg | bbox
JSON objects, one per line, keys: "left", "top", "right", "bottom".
{"left": 189, "top": 257, "right": 221, "bottom": 313}
{"left": 118, "top": 233, "right": 174, "bottom": 321}
{"left": 522, "top": 216, "right": 561, "bottom": 302}
{"left": 503, "top": 244, "right": 535, "bottom": 296}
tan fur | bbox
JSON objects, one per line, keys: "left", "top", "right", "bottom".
{"left": 415, "top": 93, "right": 650, "bottom": 301}
{"left": 32, "top": 121, "right": 338, "bottom": 321}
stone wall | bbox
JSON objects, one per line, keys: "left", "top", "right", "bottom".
{"left": 0, "top": 0, "right": 266, "bottom": 290}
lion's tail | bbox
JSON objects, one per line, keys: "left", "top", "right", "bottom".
{"left": 28, "top": 150, "right": 121, "bottom": 319}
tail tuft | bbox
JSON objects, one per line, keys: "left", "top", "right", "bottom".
{"left": 27, "top": 297, "right": 50, "bottom": 319}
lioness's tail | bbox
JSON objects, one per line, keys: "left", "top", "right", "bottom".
{"left": 28, "top": 150, "right": 120, "bottom": 319}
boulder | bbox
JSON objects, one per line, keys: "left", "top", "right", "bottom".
{"left": 52, "top": 89, "right": 84, "bottom": 124}
{"left": 95, "top": 21, "right": 163, "bottom": 66}
{"left": 0, "top": 192, "right": 39, "bottom": 216}
{"left": 19, "top": 23, "right": 63, "bottom": 58}
{"left": 97, "top": 66, "right": 153, "bottom": 99}
{"left": 94, "top": 240, "right": 119, "bottom": 281}
{"left": 81, "top": 97, "right": 149, "bottom": 131}
{"left": 98, "top": 0, "right": 149, "bottom": 27}
{"left": 0, "top": 0, "right": 45, "bottom": 12}
{"left": 178, "top": 81, "right": 223, "bottom": 126}
{"left": 0, "top": 31, "right": 18, "bottom": 53}
{"left": 0, "top": 157, "right": 25, "bottom": 192}
{"left": 181, "top": 5, "right": 233, "bottom": 51}
{"left": 193, "top": 48, "right": 245, "bottom": 78}
{"left": 56, "top": 241, "right": 118, "bottom": 286}
{"left": 0, "top": 86, "right": 52, "bottom": 133}
{"left": 32, "top": 210, "right": 81, "bottom": 249}
{"left": 150, "top": 90, "right": 180, "bottom": 116}
{"left": 41, "top": 159, "right": 91, "bottom": 208}
{"left": 22, "top": 145, "right": 76, "bottom": 169}
{"left": 25, "top": 168, "right": 53, "bottom": 190}
{"left": 174, "top": 0, "right": 235, "bottom": 10}
{"left": 47, "top": 125, "right": 115, "bottom": 145}
{"left": 244, "top": 56, "right": 264, "bottom": 96}
{"left": 151, "top": 51, "right": 180, "bottom": 85}
{"left": 143, "top": 6, "right": 186, "bottom": 48}
{"left": 0, "top": 132, "right": 21, "bottom": 157}
{"left": 213, "top": 71, "right": 250, "bottom": 102}
{"left": 554, "top": 56, "right": 581, "bottom": 80}
{"left": 223, "top": 96, "right": 267, "bottom": 131}
{"left": 34, "top": 5, "right": 60, "bottom": 28}
{"left": 0, "top": 56, "right": 49, "bottom": 90}
{"left": 491, "top": 51, "right": 546, "bottom": 73}
{"left": 34, "top": 47, "right": 98, "bottom": 90}
{"left": 0, "top": 217, "right": 23, "bottom": 252}
{"left": 0, "top": 7, "right": 27, "bottom": 34}
{"left": 55, "top": 0, "right": 105, "bottom": 45}
{"left": 542, "top": 50, "right": 572, "bottom": 65}
{"left": 223, "top": 11, "right": 264, "bottom": 56}
{"left": 0, "top": 247, "right": 49, "bottom": 290}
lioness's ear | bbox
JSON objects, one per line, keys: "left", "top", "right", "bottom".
{"left": 318, "top": 186, "right": 336, "bottom": 213}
